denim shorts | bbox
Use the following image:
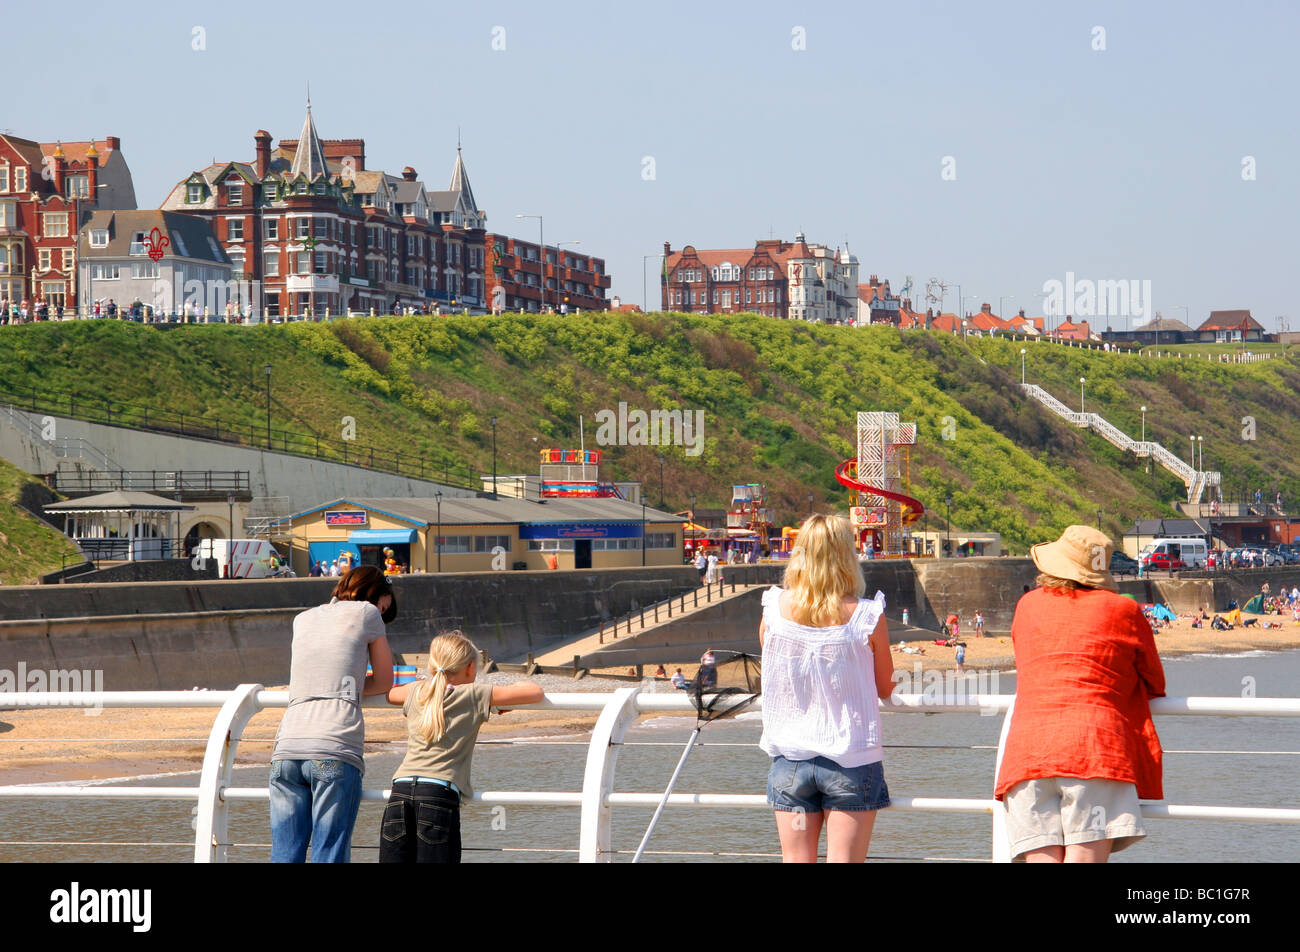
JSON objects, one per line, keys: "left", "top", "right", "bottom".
{"left": 767, "top": 755, "right": 890, "bottom": 813}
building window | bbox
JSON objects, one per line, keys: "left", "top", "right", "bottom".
{"left": 88, "top": 228, "right": 108, "bottom": 247}
{"left": 62, "top": 249, "right": 75, "bottom": 271}
{"left": 14, "top": 167, "right": 27, "bottom": 192}
{"left": 264, "top": 219, "right": 278, "bottom": 240}
{"left": 437, "top": 535, "right": 472, "bottom": 554}
{"left": 38, "top": 249, "right": 52, "bottom": 271}
{"left": 42, "top": 212, "right": 69, "bottom": 237}
{"left": 0, "top": 165, "right": 7, "bottom": 192}
{"left": 526, "top": 539, "right": 575, "bottom": 552}
{"left": 296, "top": 218, "right": 311, "bottom": 239}
{"left": 91, "top": 264, "right": 120, "bottom": 280}
{"left": 228, "top": 219, "right": 243, "bottom": 241}
{"left": 227, "top": 251, "right": 244, "bottom": 279}
{"left": 263, "top": 251, "right": 279, "bottom": 275}
{"left": 314, "top": 251, "right": 327, "bottom": 274}
{"left": 227, "top": 183, "right": 243, "bottom": 204}
{"left": 296, "top": 252, "right": 310, "bottom": 274}
{"left": 65, "top": 175, "right": 89, "bottom": 199}
{"left": 186, "top": 183, "right": 203, "bottom": 203}
{"left": 315, "top": 218, "right": 327, "bottom": 239}
{"left": 131, "top": 262, "right": 160, "bottom": 279}
{"left": 474, "top": 535, "right": 512, "bottom": 553}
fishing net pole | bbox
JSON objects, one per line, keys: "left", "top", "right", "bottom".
{"left": 631, "top": 651, "right": 762, "bottom": 863}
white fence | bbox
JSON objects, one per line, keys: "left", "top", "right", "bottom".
{"left": 1, "top": 687, "right": 1298, "bottom": 862}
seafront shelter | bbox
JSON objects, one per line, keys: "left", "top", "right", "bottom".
{"left": 284, "top": 496, "right": 686, "bottom": 575}
{"left": 43, "top": 490, "right": 195, "bottom": 561}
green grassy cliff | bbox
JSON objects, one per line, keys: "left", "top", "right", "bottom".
{"left": 0, "top": 458, "right": 83, "bottom": 584}
{"left": 0, "top": 314, "right": 1295, "bottom": 555}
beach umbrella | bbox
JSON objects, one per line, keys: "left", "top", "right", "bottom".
{"left": 631, "top": 652, "right": 761, "bottom": 863}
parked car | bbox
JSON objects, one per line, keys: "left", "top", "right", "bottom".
{"left": 1110, "top": 551, "right": 1140, "bottom": 576}
{"left": 1141, "top": 551, "right": 1187, "bottom": 571}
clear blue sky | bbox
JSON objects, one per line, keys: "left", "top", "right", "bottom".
{"left": 10, "top": 0, "right": 1298, "bottom": 329}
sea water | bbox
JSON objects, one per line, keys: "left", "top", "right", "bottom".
{"left": 1, "top": 650, "right": 1297, "bottom": 863}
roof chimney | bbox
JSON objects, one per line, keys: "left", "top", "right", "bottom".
{"left": 402, "top": 166, "right": 418, "bottom": 182}
{"left": 254, "top": 130, "right": 272, "bottom": 178}
{"left": 663, "top": 241, "right": 671, "bottom": 255}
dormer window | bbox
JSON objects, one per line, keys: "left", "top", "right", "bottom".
{"left": 14, "top": 167, "right": 27, "bottom": 192}
{"left": 89, "top": 229, "right": 108, "bottom": 247}
{"left": 227, "top": 183, "right": 243, "bottom": 204}
{"left": 186, "top": 183, "right": 203, "bottom": 203}
{"left": 129, "top": 231, "right": 147, "bottom": 255}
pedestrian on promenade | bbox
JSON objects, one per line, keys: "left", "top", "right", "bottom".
{"left": 695, "top": 550, "right": 707, "bottom": 582}
{"left": 759, "top": 513, "right": 894, "bottom": 862}
{"left": 269, "top": 566, "right": 395, "bottom": 862}
{"left": 380, "top": 630, "right": 541, "bottom": 863}
{"left": 995, "top": 525, "right": 1164, "bottom": 863}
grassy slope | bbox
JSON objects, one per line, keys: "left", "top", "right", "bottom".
{"left": 0, "top": 314, "right": 1296, "bottom": 556}
{"left": 0, "top": 458, "right": 82, "bottom": 585}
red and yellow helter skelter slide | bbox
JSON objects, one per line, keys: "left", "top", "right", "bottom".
{"left": 834, "top": 459, "right": 926, "bottom": 526}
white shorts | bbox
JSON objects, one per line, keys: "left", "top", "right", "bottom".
{"left": 1003, "top": 776, "right": 1147, "bottom": 861}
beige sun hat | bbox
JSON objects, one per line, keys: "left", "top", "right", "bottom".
{"left": 1029, "top": 524, "right": 1117, "bottom": 592}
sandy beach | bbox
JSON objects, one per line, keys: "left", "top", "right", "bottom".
{"left": 3, "top": 616, "right": 1298, "bottom": 785}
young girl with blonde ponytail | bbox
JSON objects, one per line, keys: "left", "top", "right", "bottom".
{"left": 379, "top": 630, "right": 542, "bottom": 863}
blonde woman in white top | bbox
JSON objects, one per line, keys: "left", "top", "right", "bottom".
{"left": 759, "top": 513, "right": 895, "bottom": 862}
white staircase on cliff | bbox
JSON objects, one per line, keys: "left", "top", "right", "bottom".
{"left": 1019, "top": 384, "right": 1220, "bottom": 504}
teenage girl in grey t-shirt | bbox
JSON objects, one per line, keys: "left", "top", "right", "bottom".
{"left": 269, "top": 566, "right": 395, "bottom": 862}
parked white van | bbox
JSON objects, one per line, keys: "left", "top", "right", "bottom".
{"left": 1139, "top": 537, "right": 1209, "bottom": 569}
{"left": 194, "top": 539, "right": 279, "bottom": 578}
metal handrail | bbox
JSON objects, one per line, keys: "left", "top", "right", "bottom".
{"left": 2, "top": 687, "right": 1298, "bottom": 863}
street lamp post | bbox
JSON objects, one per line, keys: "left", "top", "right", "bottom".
{"left": 1079, "top": 377, "right": 1086, "bottom": 413}
{"left": 1097, "top": 508, "right": 1103, "bottom": 531}
{"left": 1140, "top": 405, "right": 1147, "bottom": 442}
{"left": 264, "top": 364, "right": 272, "bottom": 448}
{"left": 1020, "top": 348, "right": 1027, "bottom": 384}
{"left": 490, "top": 415, "right": 498, "bottom": 497}
{"left": 1197, "top": 435, "right": 1203, "bottom": 472}
{"left": 1189, "top": 434, "right": 1195, "bottom": 467}
{"left": 641, "top": 498, "right": 647, "bottom": 566}
{"left": 227, "top": 493, "right": 236, "bottom": 542}
{"left": 435, "top": 491, "right": 442, "bottom": 572}
{"left": 945, "top": 494, "right": 953, "bottom": 559}
{"left": 516, "top": 215, "right": 544, "bottom": 313}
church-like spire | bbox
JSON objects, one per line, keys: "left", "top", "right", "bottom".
{"left": 449, "top": 143, "right": 478, "bottom": 218}
{"left": 290, "top": 97, "right": 329, "bottom": 180}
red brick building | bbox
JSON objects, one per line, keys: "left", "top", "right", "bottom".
{"left": 161, "top": 104, "right": 486, "bottom": 317}
{"left": 661, "top": 235, "right": 858, "bottom": 322}
{"left": 486, "top": 233, "right": 610, "bottom": 313}
{"left": 0, "top": 135, "right": 137, "bottom": 315}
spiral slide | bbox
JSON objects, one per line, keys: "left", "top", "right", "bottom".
{"left": 835, "top": 460, "right": 926, "bottom": 526}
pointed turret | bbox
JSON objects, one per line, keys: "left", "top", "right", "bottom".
{"left": 449, "top": 144, "right": 478, "bottom": 218}
{"left": 289, "top": 101, "right": 330, "bottom": 180}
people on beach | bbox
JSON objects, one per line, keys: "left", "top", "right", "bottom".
{"left": 695, "top": 550, "right": 707, "bottom": 582}
{"left": 671, "top": 668, "right": 687, "bottom": 689}
{"left": 974, "top": 611, "right": 984, "bottom": 637}
{"left": 269, "top": 565, "right": 396, "bottom": 862}
{"left": 995, "top": 525, "right": 1164, "bottom": 863}
{"left": 380, "top": 630, "right": 542, "bottom": 863}
{"left": 759, "top": 513, "right": 894, "bottom": 863}
{"left": 699, "top": 648, "right": 717, "bottom": 688}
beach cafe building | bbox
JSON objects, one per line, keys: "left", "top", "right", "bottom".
{"left": 284, "top": 496, "right": 686, "bottom": 575}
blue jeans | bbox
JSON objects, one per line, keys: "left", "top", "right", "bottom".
{"left": 269, "top": 759, "right": 363, "bottom": 863}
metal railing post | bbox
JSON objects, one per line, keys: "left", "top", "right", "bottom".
{"left": 578, "top": 687, "right": 641, "bottom": 863}
{"left": 990, "top": 697, "right": 1016, "bottom": 863}
{"left": 194, "top": 683, "right": 265, "bottom": 863}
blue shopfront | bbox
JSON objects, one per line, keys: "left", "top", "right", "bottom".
{"left": 519, "top": 522, "right": 642, "bottom": 570}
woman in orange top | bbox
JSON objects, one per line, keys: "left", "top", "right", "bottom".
{"left": 995, "top": 525, "right": 1165, "bottom": 862}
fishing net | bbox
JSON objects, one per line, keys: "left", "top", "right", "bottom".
{"left": 689, "top": 651, "right": 762, "bottom": 724}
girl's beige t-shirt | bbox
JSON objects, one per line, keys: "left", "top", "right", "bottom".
{"left": 393, "top": 682, "right": 493, "bottom": 800}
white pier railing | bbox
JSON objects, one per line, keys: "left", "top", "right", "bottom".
{"left": 1, "top": 687, "right": 1299, "bottom": 862}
